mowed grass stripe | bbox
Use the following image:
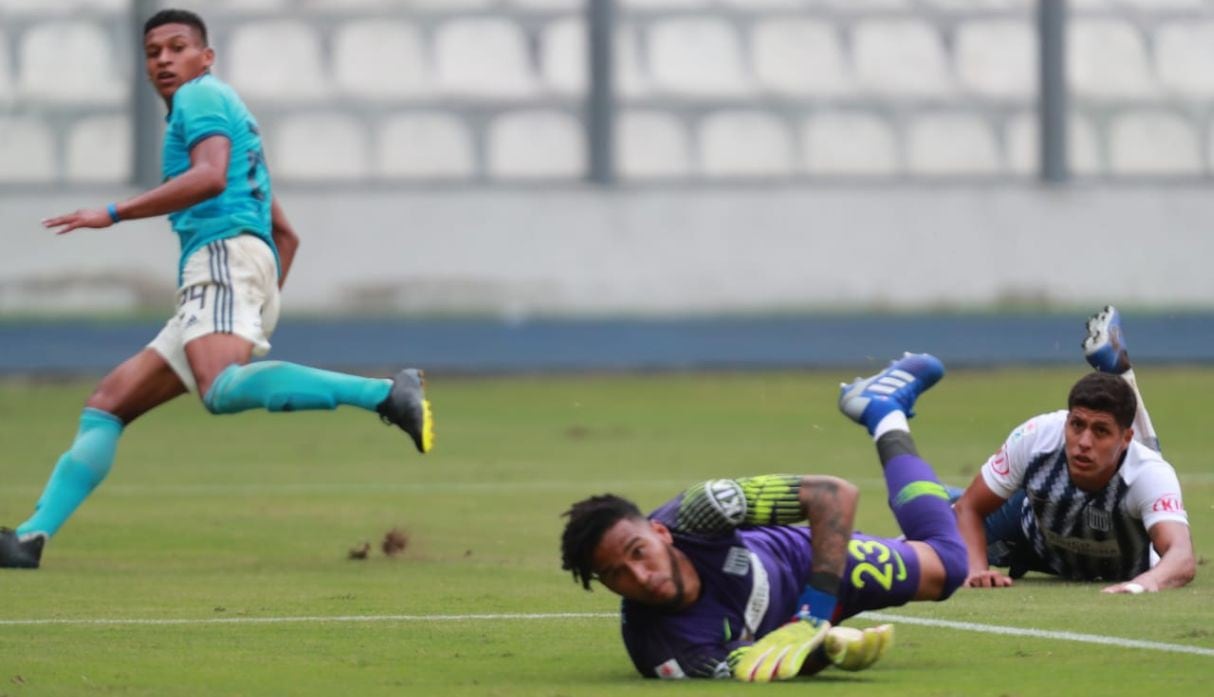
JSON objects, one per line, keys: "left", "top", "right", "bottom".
{"left": 0, "top": 612, "right": 615, "bottom": 627}
{"left": 4, "top": 610, "right": 1212, "bottom": 658}
{"left": 4, "top": 473, "right": 1212, "bottom": 498}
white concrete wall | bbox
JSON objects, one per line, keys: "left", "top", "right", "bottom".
{"left": 1, "top": 186, "right": 1209, "bottom": 315}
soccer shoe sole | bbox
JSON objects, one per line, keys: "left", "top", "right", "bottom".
{"left": 378, "top": 369, "right": 435, "bottom": 454}
{"left": 1083, "top": 305, "right": 1131, "bottom": 374}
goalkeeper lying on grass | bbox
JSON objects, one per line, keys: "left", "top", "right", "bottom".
{"left": 559, "top": 353, "right": 967, "bottom": 681}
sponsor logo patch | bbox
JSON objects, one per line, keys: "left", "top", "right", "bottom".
{"left": 655, "top": 658, "right": 686, "bottom": 679}
{"left": 1152, "top": 494, "right": 1184, "bottom": 513}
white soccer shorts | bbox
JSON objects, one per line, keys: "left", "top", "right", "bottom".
{"left": 148, "top": 234, "right": 280, "bottom": 392}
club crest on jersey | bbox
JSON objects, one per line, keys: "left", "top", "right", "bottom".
{"left": 1085, "top": 507, "right": 1111, "bottom": 532}
{"left": 723, "top": 546, "right": 750, "bottom": 576}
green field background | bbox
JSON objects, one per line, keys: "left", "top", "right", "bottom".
{"left": 1, "top": 367, "right": 1211, "bottom": 695}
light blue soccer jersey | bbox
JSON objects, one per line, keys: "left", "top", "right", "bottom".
{"left": 163, "top": 72, "right": 277, "bottom": 284}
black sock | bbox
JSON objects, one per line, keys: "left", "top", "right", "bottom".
{"left": 876, "top": 430, "right": 918, "bottom": 467}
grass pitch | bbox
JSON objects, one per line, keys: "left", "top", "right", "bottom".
{"left": 1, "top": 366, "right": 1211, "bottom": 696}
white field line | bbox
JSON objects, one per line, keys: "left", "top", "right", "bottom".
{"left": 1, "top": 610, "right": 1212, "bottom": 658}
{"left": 862, "top": 611, "right": 1214, "bottom": 657}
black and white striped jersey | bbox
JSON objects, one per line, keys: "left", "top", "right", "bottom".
{"left": 980, "top": 411, "right": 1188, "bottom": 581}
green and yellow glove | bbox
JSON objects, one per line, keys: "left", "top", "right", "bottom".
{"left": 731, "top": 617, "right": 831, "bottom": 682}
{"left": 824, "top": 623, "right": 894, "bottom": 671}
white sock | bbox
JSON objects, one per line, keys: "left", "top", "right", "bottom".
{"left": 873, "top": 410, "right": 910, "bottom": 441}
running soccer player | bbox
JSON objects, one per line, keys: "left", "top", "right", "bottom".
{"left": 560, "top": 353, "right": 967, "bottom": 681}
{"left": 0, "top": 9, "right": 434, "bottom": 570}
{"left": 954, "top": 307, "right": 1194, "bottom": 593}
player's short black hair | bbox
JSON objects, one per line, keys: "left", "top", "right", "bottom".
{"left": 144, "top": 9, "right": 208, "bottom": 46}
{"left": 561, "top": 494, "right": 644, "bottom": 591}
{"left": 1068, "top": 372, "right": 1137, "bottom": 429}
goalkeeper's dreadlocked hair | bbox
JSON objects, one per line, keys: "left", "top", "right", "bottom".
{"left": 561, "top": 494, "right": 645, "bottom": 590}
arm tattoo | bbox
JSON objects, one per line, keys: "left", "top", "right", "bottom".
{"left": 801, "top": 477, "right": 853, "bottom": 581}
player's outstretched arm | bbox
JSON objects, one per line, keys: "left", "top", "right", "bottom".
{"left": 795, "top": 475, "right": 858, "bottom": 618}
{"left": 953, "top": 476, "right": 1013, "bottom": 588}
{"left": 270, "top": 197, "right": 299, "bottom": 289}
{"left": 42, "top": 136, "right": 230, "bottom": 235}
{"left": 1102, "top": 521, "right": 1195, "bottom": 593}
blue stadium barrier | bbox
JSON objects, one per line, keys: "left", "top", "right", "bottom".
{"left": 1, "top": 314, "right": 1210, "bottom": 375}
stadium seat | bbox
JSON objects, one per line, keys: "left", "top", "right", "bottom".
{"left": 622, "top": 0, "right": 710, "bottom": 8}
{"left": 66, "top": 115, "right": 130, "bottom": 182}
{"left": 700, "top": 111, "right": 795, "bottom": 177}
{"left": 1117, "top": 0, "right": 1204, "bottom": 8}
{"left": 831, "top": 0, "right": 913, "bottom": 7}
{"left": 541, "top": 17, "right": 586, "bottom": 95}
{"left": 1155, "top": 22, "right": 1214, "bottom": 97}
{"left": 614, "top": 25, "right": 650, "bottom": 98}
{"left": 1068, "top": 19, "right": 1156, "bottom": 97}
{"left": 332, "top": 20, "right": 430, "bottom": 98}
{"left": 0, "top": 116, "right": 56, "bottom": 181}
{"left": 509, "top": 0, "right": 583, "bottom": 9}
{"left": 1108, "top": 111, "right": 1203, "bottom": 175}
{"left": 920, "top": 0, "right": 1029, "bottom": 10}
{"left": 751, "top": 18, "right": 853, "bottom": 96}
{"left": 906, "top": 113, "right": 1000, "bottom": 175}
{"left": 307, "top": 0, "right": 492, "bottom": 8}
{"left": 377, "top": 113, "right": 476, "bottom": 179}
{"left": 719, "top": 0, "right": 819, "bottom": 8}
{"left": 648, "top": 18, "right": 750, "bottom": 97}
{"left": 271, "top": 114, "right": 370, "bottom": 180}
{"left": 1004, "top": 112, "right": 1102, "bottom": 177}
{"left": 802, "top": 112, "right": 898, "bottom": 176}
{"left": 434, "top": 18, "right": 536, "bottom": 98}
{"left": 227, "top": 21, "right": 328, "bottom": 99}
{"left": 17, "top": 21, "right": 127, "bottom": 102}
{"left": 617, "top": 110, "right": 692, "bottom": 179}
{"left": 205, "top": 0, "right": 289, "bottom": 9}
{"left": 0, "top": 0, "right": 130, "bottom": 11}
{"left": 488, "top": 110, "right": 585, "bottom": 178}
{"left": 0, "top": 33, "right": 11, "bottom": 103}
{"left": 853, "top": 19, "right": 953, "bottom": 95}
{"left": 955, "top": 19, "right": 1035, "bottom": 97}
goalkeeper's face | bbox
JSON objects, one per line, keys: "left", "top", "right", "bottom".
{"left": 591, "top": 517, "right": 695, "bottom": 610}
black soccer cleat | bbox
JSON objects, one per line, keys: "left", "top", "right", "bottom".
{"left": 376, "top": 368, "right": 434, "bottom": 453}
{"left": 0, "top": 528, "right": 45, "bottom": 569}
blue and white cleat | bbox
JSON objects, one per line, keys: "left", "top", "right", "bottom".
{"left": 839, "top": 353, "right": 945, "bottom": 434}
{"left": 1083, "top": 305, "right": 1131, "bottom": 374}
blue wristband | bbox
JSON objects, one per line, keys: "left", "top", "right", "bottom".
{"left": 106, "top": 203, "right": 120, "bottom": 224}
{"left": 795, "top": 586, "right": 838, "bottom": 623}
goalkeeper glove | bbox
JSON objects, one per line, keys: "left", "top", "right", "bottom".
{"left": 731, "top": 616, "right": 831, "bottom": 682}
{"left": 824, "top": 623, "right": 895, "bottom": 672}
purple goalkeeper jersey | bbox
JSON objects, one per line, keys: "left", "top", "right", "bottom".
{"left": 621, "top": 494, "right": 923, "bottom": 679}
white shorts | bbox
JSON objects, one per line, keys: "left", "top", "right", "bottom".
{"left": 149, "top": 234, "right": 280, "bottom": 392}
